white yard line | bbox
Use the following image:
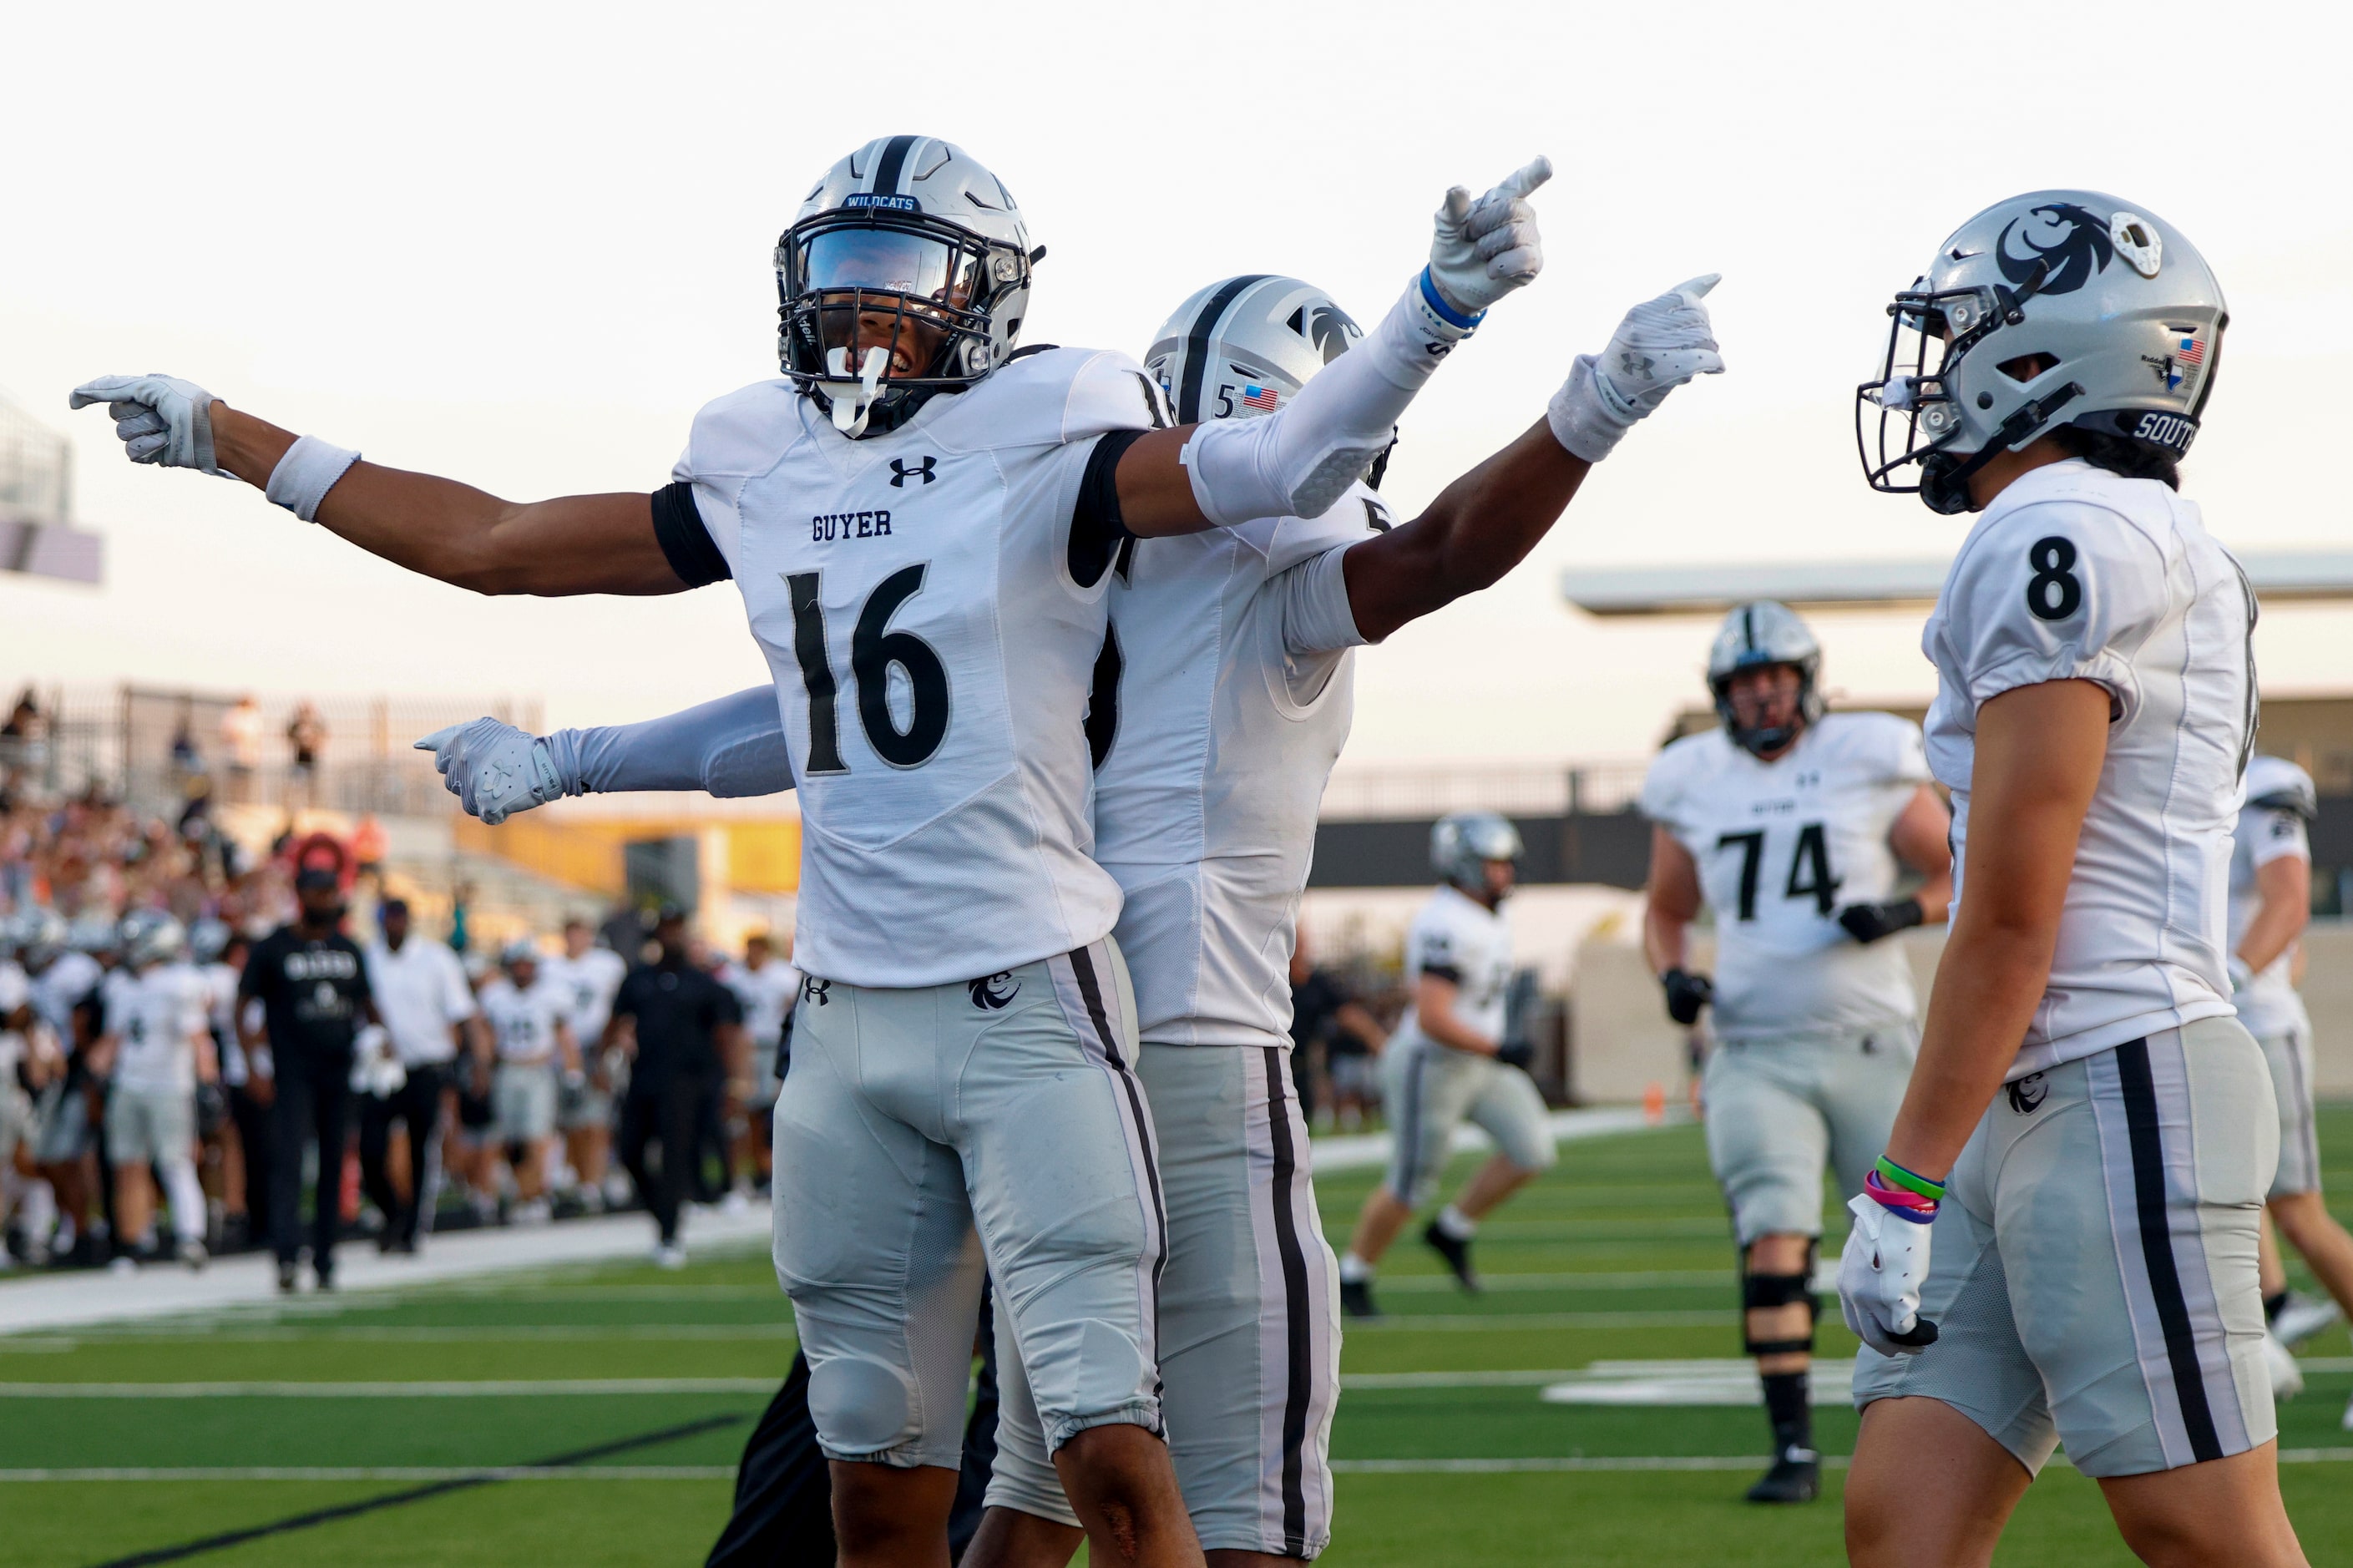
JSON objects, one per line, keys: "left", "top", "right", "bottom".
{"left": 0, "top": 1466, "right": 740, "bottom": 1482}
{"left": 0, "top": 1378, "right": 779, "bottom": 1398}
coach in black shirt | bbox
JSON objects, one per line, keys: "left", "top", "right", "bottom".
{"left": 611, "top": 908, "right": 742, "bottom": 1262}
{"left": 240, "top": 867, "right": 377, "bottom": 1292}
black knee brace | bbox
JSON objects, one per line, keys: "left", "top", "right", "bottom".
{"left": 1739, "top": 1241, "right": 1820, "bottom": 1358}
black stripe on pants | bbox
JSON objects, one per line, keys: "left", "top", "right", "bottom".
{"left": 2113, "top": 1037, "right": 2225, "bottom": 1464}
{"left": 1261, "top": 1048, "right": 1313, "bottom": 1555}
{"left": 270, "top": 1050, "right": 353, "bottom": 1272}
{"left": 620, "top": 1078, "right": 705, "bottom": 1246}
{"left": 358, "top": 1063, "right": 446, "bottom": 1247}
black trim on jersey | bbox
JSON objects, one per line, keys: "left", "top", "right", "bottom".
{"left": 1069, "top": 427, "right": 1148, "bottom": 588}
{"left": 1419, "top": 963, "right": 1465, "bottom": 985}
{"left": 1004, "top": 342, "right": 1060, "bottom": 362}
{"left": 1085, "top": 624, "right": 1124, "bottom": 771}
{"left": 870, "top": 134, "right": 919, "bottom": 196}
{"left": 1261, "top": 1047, "right": 1314, "bottom": 1555}
{"left": 1176, "top": 274, "right": 1269, "bottom": 423}
{"left": 2115, "top": 1037, "right": 2225, "bottom": 1464}
{"left": 651, "top": 483, "right": 731, "bottom": 587}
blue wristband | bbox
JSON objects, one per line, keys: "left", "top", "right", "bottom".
{"left": 1418, "top": 267, "right": 1484, "bottom": 331}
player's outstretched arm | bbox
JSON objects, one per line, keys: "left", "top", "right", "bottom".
{"left": 1113, "top": 159, "right": 1551, "bottom": 538}
{"left": 1339, "top": 276, "right": 1723, "bottom": 643}
{"left": 68, "top": 377, "right": 681, "bottom": 595}
{"left": 413, "top": 686, "right": 792, "bottom": 825}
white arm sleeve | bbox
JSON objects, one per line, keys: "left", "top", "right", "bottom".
{"left": 1280, "top": 543, "right": 1371, "bottom": 655}
{"left": 1182, "top": 271, "right": 1476, "bottom": 524}
{"left": 544, "top": 687, "right": 793, "bottom": 798}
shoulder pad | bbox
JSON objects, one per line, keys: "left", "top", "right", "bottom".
{"left": 674, "top": 380, "right": 804, "bottom": 484}
{"left": 925, "top": 348, "right": 1169, "bottom": 453}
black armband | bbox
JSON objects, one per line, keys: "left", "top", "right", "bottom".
{"left": 651, "top": 481, "right": 731, "bottom": 588}
{"left": 1069, "top": 427, "right": 1149, "bottom": 588}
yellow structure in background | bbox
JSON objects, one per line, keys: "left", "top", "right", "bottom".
{"left": 452, "top": 814, "right": 802, "bottom": 896}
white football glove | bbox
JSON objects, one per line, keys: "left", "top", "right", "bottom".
{"left": 68, "top": 374, "right": 227, "bottom": 475}
{"left": 1547, "top": 276, "right": 1726, "bottom": 463}
{"left": 415, "top": 717, "right": 574, "bottom": 826}
{"left": 1839, "top": 1192, "right": 1942, "bottom": 1358}
{"left": 1427, "top": 157, "right": 1551, "bottom": 318}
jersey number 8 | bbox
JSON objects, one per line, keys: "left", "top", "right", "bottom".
{"left": 784, "top": 565, "right": 952, "bottom": 776}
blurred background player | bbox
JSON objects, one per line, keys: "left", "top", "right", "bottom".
{"left": 1339, "top": 813, "right": 1554, "bottom": 1318}
{"left": 547, "top": 917, "right": 627, "bottom": 1211}
{"left": 193, "top": 921, "right": 262, "bottom": 1252}
{"left": 24, "top": 908, "right": 107, "bottom": 1262}
{"left": 719, "top": 930, "right": 797, "bottom": 1201}
{"left": 360, "top": 898, "right": 480, "bottom": 1252}
{"left": 240, "top": 858, "right": 379, "bottom": 1292}
{"left": 1639, "top": 601, "right": 1952, "bottom": 1502}
{"left": 609, "top": 907, "right": 741, "bottom": 1267}
{"left": 478, "top": 939, "right": 578, "bottom": 1224}
{"left": 95, "top": 911, "right": 215, "bottom": 1271}
{"left": 1288, "top": 929, "right": 1386, "bottom": 1133}
{"left": 2229, "top": 756, "right": 2353, "bottom": 1422}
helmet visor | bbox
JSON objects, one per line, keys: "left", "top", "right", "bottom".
{"left": 780, "top": 217, "right": 999, "bottom": 385}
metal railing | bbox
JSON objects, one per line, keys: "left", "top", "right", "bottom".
{"left": 1317, "top": 759, "right": 1651, "bottom": 822}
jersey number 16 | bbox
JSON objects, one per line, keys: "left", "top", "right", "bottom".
{"left": 784, "top": 566, "right": 951, "bottom": 776}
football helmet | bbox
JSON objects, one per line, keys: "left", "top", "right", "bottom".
{"left": 13, "top": 908, "right": 67, "bottom": 968}
{"left": 119, "top": 909, "right": 187, "bottom": 969}
{"left": 777, "top": 135, "right": 1035, "bottom": 439}
{"left": 498, "top": 938, "right": 540, "bottom": 973}
{"left": 68, "top": 913, "right": 120, "bottom": 956}
{"left": 1859, "top": 191, "right": 2226, "bottom": 514}
{"left": 2244, "top": 754, "right": 2318, "bottom": 822}
{"left": 1145, "top": 275, "right": 1362, "bottom": 425}
{"left": 1708, "top": 601, "right": 1824, "bottom": 756}
{"left": 1432, "top": 811, "right": 1523, "bottom": 893}
{"left": 189, "top": 918, "right": 232, "bottom": 964}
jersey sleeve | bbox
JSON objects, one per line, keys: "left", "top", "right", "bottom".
{"left": 668, "top": 379, "right": 801, "bottom": 584}
{"left": 1060, "top": 349, "right": 1174, "bottom": 444}
{"left": 1639, "top": 738, "right": 1705, "bottom": 835}
{"left": 2246, "top": 806, "right": 2311, "bottom": 870}
{"left": 1844, "top": 711, "right": 1931, "bottom": 787}
{"left": 1936, "top": 499, "right": 2173, "bottom": 724}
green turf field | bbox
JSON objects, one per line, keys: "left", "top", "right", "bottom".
{"left": 5, "top": 1110, "right": 2350, "bottom": 1566}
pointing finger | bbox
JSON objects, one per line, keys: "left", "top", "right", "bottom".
{"left": 69, "top": 376, "right": 141, "bottom": 410}
{"left": 415, "top": 726, "right": 463, "bottom": 753}
{"left": 1493, "top": 155, "right": 1553, "bottom": 201}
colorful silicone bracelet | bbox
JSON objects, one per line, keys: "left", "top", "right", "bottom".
{"left": 1874, "top": 1156, "right": 1946, "bottom": 1203}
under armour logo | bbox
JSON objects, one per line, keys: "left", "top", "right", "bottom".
{"left": 967, "top": 973, "right": 1020, "bottom": 1010}
{"left": 889, "top": 456, "right": 937, "bottom": 488}
{"left": 1621, "top": 351, "right": 1656, "bottom": 382}
{"left": 801, "top": 977, "right": 831, "bottom": 1007}
{"left": 2006, "top": 1072, "right": 2047, "bottom": 1115}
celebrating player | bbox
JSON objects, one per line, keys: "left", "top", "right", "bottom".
{"left": 1336, "top": 813, "right": 1555, "bottom": 1320}
{"left": 1841, "top": 193, "right": 2305, "bottom": 1565}
{"left": 478, "top": 939, "right": 579, "bottom": 1223}
{"left": 73, "top": 135, "right": 1563, "bottom": 1565}
{"left": 397, "top": 261, "right": 1723, "bottom": 1562}
{"left": 94, "top": 912, "right": 217, "bottom": 1272}
{"left": 1637, "top": 602, "right": 1951, "bottom": 1503}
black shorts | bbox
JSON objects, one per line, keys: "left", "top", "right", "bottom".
{"left": 457, "top": 1084, "right": 494, "bottom": 1130}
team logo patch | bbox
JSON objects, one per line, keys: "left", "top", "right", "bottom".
{"left": 889, "top": 456, "right": 937, "bottom": 488}
{"left": 967, "top": 973, "right": 1019, "bottom": 1009}
{"left": 2006, "top": 1072, "right": 2048, "bottom": 1115}
{"left": 1995, "top": 203, "right": 2114, "bottom": 296}
{"left": 843, "top": 193, "right": 919, "bottom": 212}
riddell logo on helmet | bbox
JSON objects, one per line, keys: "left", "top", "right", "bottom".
{"left": 844, "top": 193, "right": 919, "bottom": 211}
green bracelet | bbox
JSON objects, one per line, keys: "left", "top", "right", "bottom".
{"left": 1875, "top": 1156, "right": 1946, "bottom": 1203}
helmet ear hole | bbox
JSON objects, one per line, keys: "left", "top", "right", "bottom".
{"left": 1997, "top": 352, "right": 2058, "bottom": 382}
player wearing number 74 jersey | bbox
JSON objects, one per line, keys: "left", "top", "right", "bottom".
{"left": 72, "top": 135, "right": 1556, "bottom": 1566}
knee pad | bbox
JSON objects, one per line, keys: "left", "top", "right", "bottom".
{"left": 805, "top": 1355, "right": 918, "bottom": 1458}
{"left": 1739, "top": 1241, "right": 1819, "bottom": 1357}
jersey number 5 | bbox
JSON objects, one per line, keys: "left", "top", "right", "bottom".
{"left": 1716, "top": 824, "right": 1841, "bottom": 920}
{"left": 784, "top": 566, "right": 951, "bottom": 776}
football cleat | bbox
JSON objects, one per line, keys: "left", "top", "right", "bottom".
{"left": 177, "top": 1240, "right": 207, "bottom": 1272}
{"left": 1339, "top": 1277, "right": 1382, "bottom": 1319}
{"left": 277, "top": 1262, "right": 300, "bottom": 1294}
{"left": 2262, "top": 1332, "right": 2304, "bottom": 1401}
{"left": 1745, "top": 1447, "right": 1821, "bottom": 1504}
{"left": 1423, "top": 1219, "right": 1482, "bottom": 1292}
{"left": 2272, "top": 1291, "right": 2342, "bottom": 1350}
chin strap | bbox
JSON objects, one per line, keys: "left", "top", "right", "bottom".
{"left": 819, "top": 346, "right": 893, "bottom": 438}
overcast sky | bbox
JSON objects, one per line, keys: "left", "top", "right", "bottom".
{"left": 5, "top": 1, "right": 2348, "bottom": 763}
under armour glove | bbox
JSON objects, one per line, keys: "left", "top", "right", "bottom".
{"left": 414, "top": 717, "right": 574, "bottom": 826}
{"left": 1660, "top": 967, "right": 1713, "bottom": 1026}
{"left": 1839, "top": 1190, "right": 1941, "bottom": 1357}
{"left": 69, "top": 374, "right": 227, "bottom": 475}
{"left": 1838, "top": 898, "right": 1925, "bottom": 946}
{"left": 1495, "top": 1040, "right": 1536, "bottom": 1071}
{"left": 1426, "top": 157, "right": 1551, "bottom": 317}
{"left": 1547, "top": 277, "right": 1725, "bottom": 463}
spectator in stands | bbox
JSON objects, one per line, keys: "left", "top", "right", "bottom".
{"left": 220, "top": 695, "right": 263, "bottom": 806}
{"left": 549, "top": 918, "right": 629, "bottom": 1211}
{"left": 610, "top": 907, "right": 742, "bottom": 1267}
{"left": 1290, "top": 930, "right": 1388, "bottom": 1131}
{"left": 361, "top": 898, "right": 481, "bottom": 1253}
{"left": 479, "top": 939, "right": 578, "bottom": 1225}
{"left": 241, "top": 857, "right": 379, "bottom": 1292}
{"left": 286, "top": 702, "right": 327, "bottom": 812}
{"left": 719, "top": 931, "right": 797, "bottom": 1201}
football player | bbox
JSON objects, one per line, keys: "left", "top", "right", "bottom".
{"left": 717, "top": 931, "right": 798, "bottom": 1201}
{"left": 2229, "top": 756, "right": 2353, "bottom": 1421}
{"left": 1840, "top": 194, "right": 2305, "bottom": 1564}
{"left": 477, "top": 939, "right": 579, "bottom": 1222}
{"left": 398, "top": 262, "right": 1722, "bottom": 1565}
{"left": 73, "top": 136, "right": 1560, "bottom": 1565}
{"left": 1336, "top": 812, "right": 1554, "bottom": 1322}
{"left": 544, "top": 918, "right": 628, "bottom": 1210}
{"left": 93, "top": 912, "right": 217, "bottom": 1270}
{"left": 1637, "top": 601, "right": 1951, "bottom": 1503}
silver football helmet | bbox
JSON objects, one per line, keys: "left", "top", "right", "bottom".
{"left": 1859, "top": 191, "right": 2226, "bottom": 514}
{"left": 119, "top": 909, "right": 187, "bottom": 969}
{"left": 68, "top": 913, "right": 120, "bottom": 957}
{"left": 1432, "top": 811, "right": 1523, "bottom": 893}
{"left": 777, "top": 135, "right": 1036, "bottom": 439}
{"left": 498, "top": 938, "right": 541, "bottom": 974}
{"left": 13, "top": 907, "right": 67, "bottom": 969}
{"left": 189, "top": 918, "right": 232, "bottom": 964}
{"left": 1708, "top": 601, "right": 1825, "bottom": 756}
{"left": 2244, "top": 754, "right": 2318, "bottom": 822}
{"left": 1145, "top": 275, "right": 1363, "bottom": 425}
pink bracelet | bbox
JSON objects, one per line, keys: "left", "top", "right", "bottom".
{"left": 1865, "top": 1167, "right": 1939, "bottom": 1217}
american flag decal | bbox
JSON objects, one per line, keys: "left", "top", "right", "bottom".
{"left": 1241, "top": 384, "right": 1280, "bottom": 412}
{"left": 2177, "top": 336, "right": 2204, "bottom": 367}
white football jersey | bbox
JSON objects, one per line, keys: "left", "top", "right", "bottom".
{"left": 30, "top": 950, "right": 101, "bottom": 1042}
{"left": 1390, "top": 885, "right": 1515, "bottom": 1051}
{"left": 479, "top": 974, "right": 569, "bottom": 1065}
{"left": 1090, "top": 489, "right": 1384, "bottom": 1048}
{"left": 721, "top": 958, "right": 801, "bottom": 1050}
{"left": 2227, "top": 755, "right": 2313, "bottom": 1040}
{"left": 1642, "top": 713, "right": 1932, "bottom": 1041}
{"left": 0, "top": 959, "right": 26, "bottom": 1020}
{"left": 676, "top": 350, "right": 1167, "bottom": 988}
{"left": 1923, "top": 458, "right": 2252, "bottom": 1080}
{"left": 547, "top": 947, "right": 629, "bottom": 1048}
{"left": 102, "top": 963, "right": 210, "bottom": 1095}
